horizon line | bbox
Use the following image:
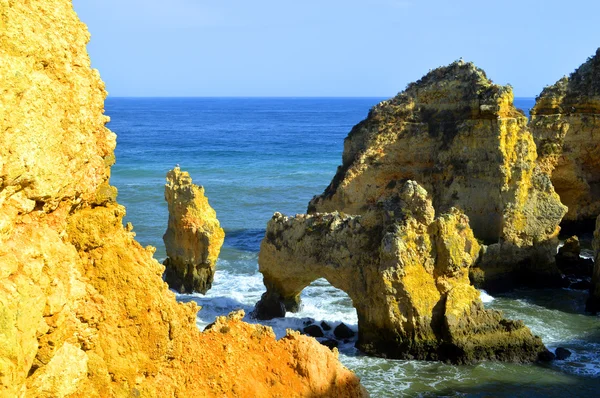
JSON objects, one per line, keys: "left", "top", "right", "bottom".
{"left": 106, "top": 95, "right": 538, "bottom": 99}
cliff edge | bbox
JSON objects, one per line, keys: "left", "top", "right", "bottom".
{"left": 0, "top": 1, "right": 366, "bottom": 397}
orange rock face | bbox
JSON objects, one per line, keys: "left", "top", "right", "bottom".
{"left": 531, "top": 49, "right": 600, "bottom": 225}
{"left": 0, "top": 1, "right": 367, "bottom": 397}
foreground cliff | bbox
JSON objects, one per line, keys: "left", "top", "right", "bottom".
{"left": 308, "top": 61, "right": 567, "bottom": 291}
{"left": 255, "top": 182, "right": 548, "bottom": 363}
{"left": 0, "top": 2, "right": 366, "bottom": 397}
{"left": 163, "top": 167, "right": 224, "bottom": 294}
{"left": 531, "top": 48, "right": 600, "bottom": 229}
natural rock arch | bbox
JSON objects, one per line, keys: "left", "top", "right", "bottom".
{"left": 308, "top": 61, "right": 567, "bottom": 292}
{"left": 254, "top": 181, "right": 548, "bottom": 363}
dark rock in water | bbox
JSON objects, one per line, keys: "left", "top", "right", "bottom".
{"left": 321, "top": 321, "right": 332, "bottom": 331}
{"left": 334, "top": 323, "right": 355, "bottom": 339}
{"left": 559, "top": 236, "right": 581, "bottom": 257}
{"left": 569, "top": 279, "right": 592, "bottom": 290}
{"left": 555, "top": 347, "right": 572, "bottom": 360}
{"left": 303, "top": 325, "right": 324, "bottom": 338}
{"left": 556, "top": 236, "right": 594, "bottom": 277}
{"left": 556, "top": 254, "right": 594, "bottom": 278}
{"left": 303, "top": 319, "right": 315, "bottom": 326}
{"left": 251, "top": 292, "right": 286, "bottom": 320}
{"left": 321, "top": 339, "right": 339, "bottom": 350}
{"left": 538, "top": 350, "right": 556, "bottom": 362}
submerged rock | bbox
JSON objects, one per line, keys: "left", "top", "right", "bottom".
{"left": 334, "top": 323, "right": 355, "bottom": 340}
{"left": 0, "top": 2, "right": 367, "bottom": 396}
{"left": 321, "top": 339, "right": 339, "bottom": 350}
{"left": 254, "top": 181, "right": 547, "bottom": 363}
{"left": 163, "top": 167, "right": 225, "bottom": 294}
{"left": 531, "top": 48, "right": 600, "bottom": 228}
{"left": 308, "top": 60, "right": 566, "bottom": 292}
{"left": 303, "top": 325, "right": 325, "bottom": 338}
{"left": 538, "top": 350, "right": 557, "bottom": 362}
{"left": 555, "top": 347, "right": 572, "bottom": 360}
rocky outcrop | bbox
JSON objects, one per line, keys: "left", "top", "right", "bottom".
{"left": 555, "top": 235, "right": 593, "bottom": 279}
{"left": 308, "top": 61, "right": 567, "bottom": 292}
{"left": 531, "top": 48, "right": 600, "bottom": 229}
{"left": 163, "top": 167, "right": 224, "bottom": 294}
{"left": 586, "top": 215, "right": 600, "bottom": 313}
{"left": 0, "top": 2, "right": 366, "bottom": 397}
{"left": 255, "top": 181, "right": 548, "bottom": 363}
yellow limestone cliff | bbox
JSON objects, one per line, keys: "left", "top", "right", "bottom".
{"left": 531, "top": 48, "right": 600, "bottom": 227}
{"left": 308, "top": 61, "right": 567, "bottom": 292}
{"left": 163, "top": 167, "right": 225, "bottom": 294}
{"left": 254, "top": 181, "right": 548, "bottom": 363}
{"left": 0, "top": 1, "right": 367, "bottom": 397}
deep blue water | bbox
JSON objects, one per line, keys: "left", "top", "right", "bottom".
{"left": 107, "top": 97, "right": 600, "bottom": 397}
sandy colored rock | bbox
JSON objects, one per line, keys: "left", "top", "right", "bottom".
{"left": 255, "top": 181, "right": 547, "bottom": 363}
{"left": 531, "top": 48, "right": 600, "bottom": 227}
{"left": 163, "top": 167, "right": 225, "bottom": 294}
{"left": 0, "top": 2, "right": 367, "bottom": 397}
{"left": 308, "top": 61, "right": 566, "bottom": 291}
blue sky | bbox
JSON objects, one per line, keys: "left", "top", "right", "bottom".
{"left": 73, "top": 0, "right": 600, "bottom": 97}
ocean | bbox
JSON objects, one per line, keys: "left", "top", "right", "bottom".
{"left": 107, "top": 97, "right": 600, "bottom": 397}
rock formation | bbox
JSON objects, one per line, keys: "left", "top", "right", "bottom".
{"left": 307, "top": 61, "right": 567, "bottom": 292}
{"left": 555, "top": 235, "right": 593, "bottom": 280}
{"left": 255, "top": 181, "right": 548, "bottom": 363}
{"left": 531, "top": 48, "right": 600, "bottom": 230}
{"left": 0, "top": 2, "right": 366, "bottom": 396}
{"left": 587, "top": 215, "right": 600, "bottom": 313}
{"left": 163, "top": 167, "right": 224, "bottom": 294}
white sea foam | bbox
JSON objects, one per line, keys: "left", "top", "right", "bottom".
{"left": 478, "top": 289, "right": 495, "bottom": 303}
{"left": 175, "top": 254, "right": 600, "bottom": 396}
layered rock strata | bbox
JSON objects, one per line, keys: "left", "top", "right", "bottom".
{"left": 308, "top": 61, "right": 567, "bottom": 292}
{"left": 255, "top": 181, "right": 548, "bottom": 363}
{"left": 531, "top": 48, "right": 600, "bottom": 229}
{"left": 163, "top": 167, "right": 224, "bottom": 294}
{"left": 0, "top": 2, "right": 366, "bottom": 397}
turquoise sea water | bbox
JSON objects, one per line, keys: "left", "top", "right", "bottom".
{"left": 107, "top": 97, "right": 600, "bottom": 397}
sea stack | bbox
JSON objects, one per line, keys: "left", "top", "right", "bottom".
{"left": 163, "top": 167, "right": 225, "bottom": 294}
{"left": 0, "top": 2, "right": 366, "bottom": 396}
{"left": 255, "top": 181, "right": 549, "bottom": 363}
{"left": 531, "top": 48, "right": 600, "bottom": 231}
{"left": 308, "top": 61, "right": 567, "bottom": 292}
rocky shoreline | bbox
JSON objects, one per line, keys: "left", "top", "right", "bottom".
{"left": 2, "top": 0, "right": 600, "bottom": 396}
{"left": 254, "top": 52, "right": 600, "bottom": 365}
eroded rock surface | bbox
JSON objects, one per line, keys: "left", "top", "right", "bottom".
{"left": 308, "top": 61, "right": 566, "bottom": 292}
{"left": 255, "top": 181, "right": 547, "bottom": 363}
{"left": 0, "top": 2, "right": 366, "bottom": 397}
{"left": 163, "top": 167, "right": 224, "bottom": 294}
{"left": 531, "top": 48, "right": 600, "bottom": 228}
{"left": 587, "top": 215, "right": 600, "bottom": 313}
